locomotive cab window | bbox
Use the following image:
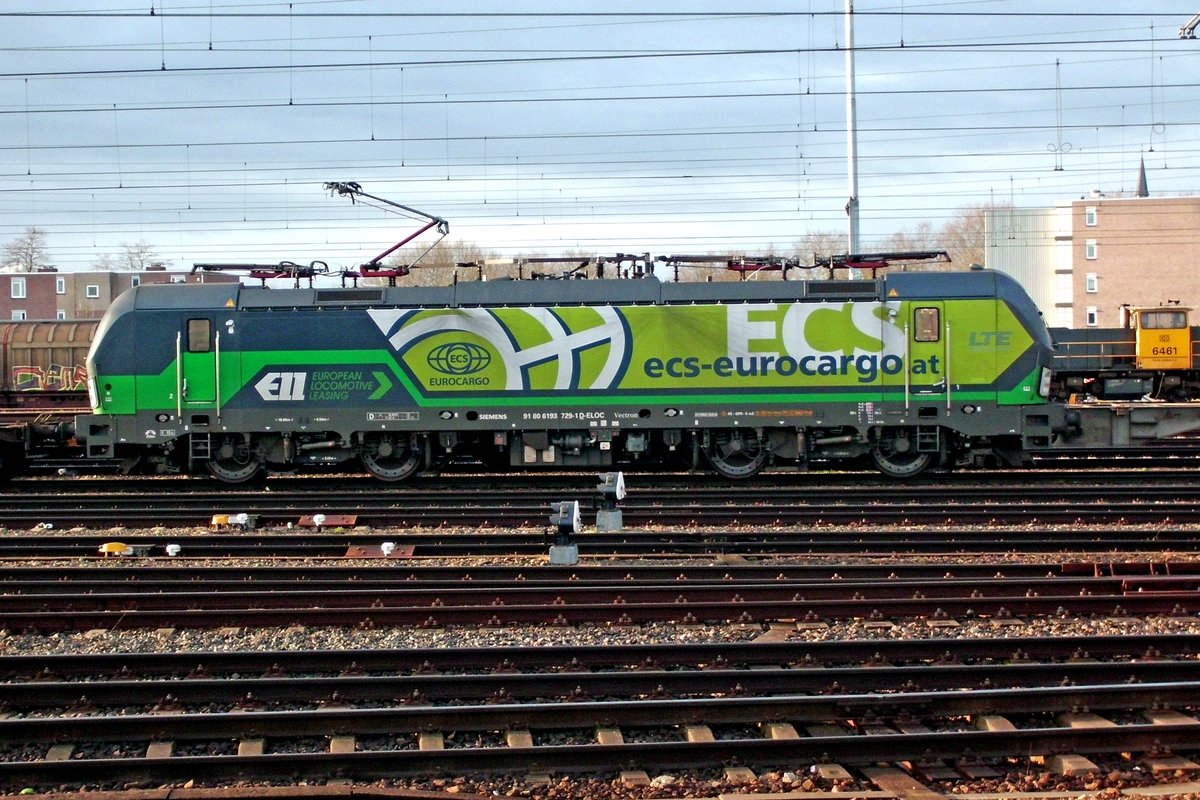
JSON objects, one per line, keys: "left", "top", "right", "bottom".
{"left": 1140, "top": 310, "right": 1188, "bottom": 330}
{"left": 187, "top": 319, "right": 212, "bottom": 353}
{"left": 914, "top": 307, "right": 941, "bottom": 342}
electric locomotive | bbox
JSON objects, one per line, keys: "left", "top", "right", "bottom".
{"left": 75, "top": 266, "right": 1060, "bottom": 482}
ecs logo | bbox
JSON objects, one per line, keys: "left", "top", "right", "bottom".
{"left": 256, "top": 371, "right": 307, "bottom": 401}
{"left": 427, "top": 342, "right": 491, "bottom": 375}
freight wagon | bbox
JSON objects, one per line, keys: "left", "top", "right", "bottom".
{"left": 0, "top": 319, "right": 96, "bottom": 408}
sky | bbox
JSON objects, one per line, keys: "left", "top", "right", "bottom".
{"left": 0, "top": 2, "right": 1197, "bottom": 274}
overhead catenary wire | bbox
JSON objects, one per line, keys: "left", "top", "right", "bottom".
{"left": 0, "top": 5, "right": 1197, "bottom": 268}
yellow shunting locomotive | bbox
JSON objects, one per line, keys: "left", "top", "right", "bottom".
{"left": 1131, "top": 306, "right": 1192, "bottom": 371}
{"left": 1051, "top": 304, "right": 1200, "bottom": 400}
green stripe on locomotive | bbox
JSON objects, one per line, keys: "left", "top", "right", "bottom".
{"left": 93, "top": 349, "right": 418, "bottom": 416}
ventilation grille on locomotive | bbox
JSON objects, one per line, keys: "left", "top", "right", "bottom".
{"left": 315, "top": 289, "right": 385, "bottom": 304}
{"left": 805, "top": 280, "right": 879, "bottom": 297}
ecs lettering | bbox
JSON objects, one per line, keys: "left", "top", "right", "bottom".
{"left": 642, "top": 354, "right": 916, "bottom": 383}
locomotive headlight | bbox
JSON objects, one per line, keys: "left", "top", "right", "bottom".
{"left": 1038, "top": 366, "right": 1053, "bottom": 398}
{"left": 962, "top": 404, "right": 978, "bottom": 414}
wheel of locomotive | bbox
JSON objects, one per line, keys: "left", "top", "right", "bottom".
{"left": 871, "top": 427, "right": 934, "bottom": 479}
{"left": 704, "top": 429, "right": 768, "bottom": 479}
{"left": 360, "top": 433, "right": 423, "bottom": 482}
{"left": 206, "top": 434, "right": 263, "bottom": 483}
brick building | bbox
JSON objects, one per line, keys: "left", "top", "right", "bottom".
{"left": 0, "top": 266, "right": 239, "bottom": 321}
{"left": 1067, "top": 195, "right": 1200, "bottom": 328}
{"left": 985, "top": 180, "right": 1200, "bottom": 329}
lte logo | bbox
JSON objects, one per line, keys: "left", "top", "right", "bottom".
{"left": 256, "top": 371, "right": 307, "bottom": 401}
{"left": 968, "top": 331, "right": 1012, "bottom": 348}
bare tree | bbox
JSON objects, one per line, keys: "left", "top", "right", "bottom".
{"left": 782, "top": 230, "right": 846, "bottom": 279}
{"left": 881, "top": 221, "right": 938, "bottom": 254}
{"left": 940, "top": 203, "right": 1006, "bottom": 267}
{"left": 91, "top": 253, "right": 119, "bottom": 271}
{"left": 872, "top": 207, "right": 1006, "bottom": 272}
{"left": 2, "top": 227, "right": 51, "bottom": 272}
{"left": 344, "top": 211, "right": 1005, "bottom": 291}
{"left": 876, "top": 222, "right": 953, "bottom": 271}
{"left": 118, "top": 240, "right": 167, "bottom": 271}
{"left": 791, "top": 230, "right": 845, "bottom": 264}
{"left": 374, "top": 239, "right": 503, "bottom": 287}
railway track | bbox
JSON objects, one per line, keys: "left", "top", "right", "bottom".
{"left": 7, "top": 469, "right": 1200, "bottom": 528}
{"left": 2, "top": 528, "right": 1200, "bottom": 557}
{"left": 3, "top": 635, "right": 1199, "bottom": 709}
{"left": 17, "top": 440, "right": 1200, "bottom": 475}
{"left": 17, "top": 464, "right": 1200, "bottom": 486}
{"left": 3, "top": 699, "right": 1195, "bottom": 789}
{"left": 2, "top": 635, "right": 1199, "bottom": 791}
{"left": 3, "top": 563, "right": 1198, "bottom": 631}
{"left": 4, "top": 633, "right": 1194, "bottom": 681}
{"left": 1, "top": 560, "right": 1194, "bottom": 588}
{"left": 4, "top": 468, "right": 1200, "bottom": 796}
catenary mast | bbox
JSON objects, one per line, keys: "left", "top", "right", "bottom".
{"left": 845, "top": 0, "right": 861, "bottom": 272}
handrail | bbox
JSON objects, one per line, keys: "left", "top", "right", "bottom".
{"left": 214, "top": 331, "right": 221, "bottom": 422}
{"left": 903, "top": 322, "right": 910, "bottom": 412}
{"left": 945, "top": 321, "right": 952, "bottom": 411}
{"left": 175, "top": 332, "right": 182, "bottom": 420}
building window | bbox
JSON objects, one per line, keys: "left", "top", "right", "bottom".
{"left": 170, "top": 275, "right": 187, "bottom": 284}
{"left": 10, "top": 277, "right": 25, "bottom": 299}
{"left": 131, "top": 276, "right": 140, "bottom": 288}
{"left": 10, "top": 310, "right": 26, "bottom": 321}
{"left": 1084, "top": 206, "right": 1097, "bottom": 226}
{"left": 55, "top": 277, "right": 66, "bottom": 294}
{"left": 55, "top": 309, "right": 66, "bottom": 320}
{"left": 1084, "top": 239, "right": 1098, "bottom": 260}
{"left": 1086, "top": 306, "right": 1098, "bottom": 327}
{"left": 1085, "top": 273, "right": 1098, "bottom": 293}
{"left": 85, "top": 284, "right": 100, "bottom": 298}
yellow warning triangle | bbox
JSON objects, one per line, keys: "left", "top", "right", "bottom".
{"left": 225, "top": 298, "right": 235, "bottom": 307}
{"left": 887, "top": 288, "right": 899, "bottom": 297}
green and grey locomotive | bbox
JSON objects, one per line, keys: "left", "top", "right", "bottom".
{"left": 75, "top": 267, "right": 1060, "bottom": 482}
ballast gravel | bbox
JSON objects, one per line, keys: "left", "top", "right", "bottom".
{"left": 3, "top": 529, "right": 1200, "bottom": 798}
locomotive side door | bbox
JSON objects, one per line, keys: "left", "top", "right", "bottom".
{"left": 907, "top": 302, "right": 947, "bottom": 400}
{"left": 180, "top": 315, "right": 217, "bottom": 406}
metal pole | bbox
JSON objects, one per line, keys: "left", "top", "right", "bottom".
{"left": 845, "top": 0, "right": 861, "bottom": 270}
